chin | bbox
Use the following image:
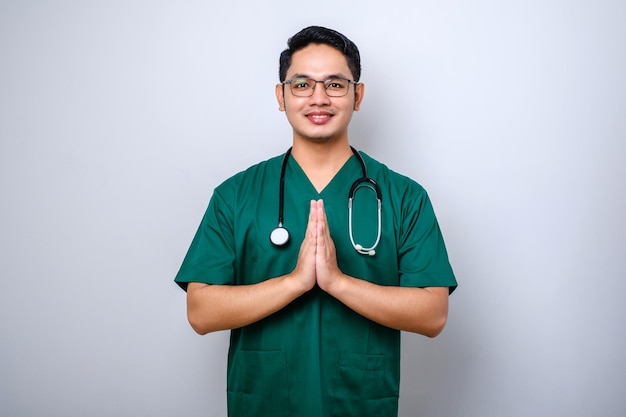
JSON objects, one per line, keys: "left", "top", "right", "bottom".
{"left": 298, "top": 129, "right": 345, "bottom": 144}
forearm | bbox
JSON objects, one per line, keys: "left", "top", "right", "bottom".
{"left": 186, "top": 203, "right": 320, "bottom": 335}
{"left": 325, "top": 275, "right": 449, "bottom": 337}
{"left": 186, "top": 275, "right": 307, "bottom": 334}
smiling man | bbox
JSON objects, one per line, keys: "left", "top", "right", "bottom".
{"left": 175, "top": 26, "right": 457, "bottom": 417}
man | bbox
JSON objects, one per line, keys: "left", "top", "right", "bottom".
{"left": 175, "top": 26, "right": 457, "bottom": 417}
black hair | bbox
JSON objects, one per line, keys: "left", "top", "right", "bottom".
{"left": 278, "top": 26, "right": 361, "bottom": 82}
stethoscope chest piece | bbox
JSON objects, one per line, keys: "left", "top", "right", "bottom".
{"left": 269, "top": 225, "right": 290, "bottom": 247}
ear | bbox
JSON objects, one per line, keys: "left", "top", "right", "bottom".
{"left": 276, "top": 84, "right": 286, "bottom": 111}
{"left": 353, "top": 82, "right": 365, "bottom": 111}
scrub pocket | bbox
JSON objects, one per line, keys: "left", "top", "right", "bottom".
{"left": 330, "top": 351, "right": 398, "bottom": 417}
{"left": 227, "top": 349, "right": 290, "bottom": 417}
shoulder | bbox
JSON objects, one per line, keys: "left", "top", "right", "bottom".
{"left": 214, "top": 153, "right": 284, "bottom": 197}
{"left": 359, "top": 152, "right": 427, "bottom": 196}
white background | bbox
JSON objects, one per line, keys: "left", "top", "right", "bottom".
{"left": 1, "top": 1, "right": 625, "bottom": 416}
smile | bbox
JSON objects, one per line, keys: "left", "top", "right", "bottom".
{"left": 306, "top": 112, "right": 333, "bottom": 124}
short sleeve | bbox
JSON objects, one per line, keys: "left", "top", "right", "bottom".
{"left": 174, "top": 187, "right": 237, "bottom": 291}
{"left": 398, "top": 186, "right": 457, "bottom": 293}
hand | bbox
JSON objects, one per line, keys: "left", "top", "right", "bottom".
{"left": 289, "top": 200, "right": 318, "bottom": 293}
{"left": 313, "top": 199, "right": 344, "bottom": 292}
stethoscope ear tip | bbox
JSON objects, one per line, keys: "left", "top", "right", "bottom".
{"left": 353, "top": 243, "right": 376, "bottom": 257}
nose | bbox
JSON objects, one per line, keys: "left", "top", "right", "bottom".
{"left": 309, "top": 81, "right": 332, "bottom": 104}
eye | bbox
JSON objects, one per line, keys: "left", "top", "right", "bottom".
{"left": 326, "top": 78, "right": 348, "bottom": 90}
{"left": 292, "top": 78, "right": 312, "bottom": 89}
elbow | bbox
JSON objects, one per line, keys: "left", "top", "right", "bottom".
{"left": 424, "top": 318, "right": 447, "bottom": 338}
{"left": 187, "top": 309, "right": 218, "bottom": 335}
{"left": 418, "top": 287, "right": 450, "bottom": 338}
{"left": 189, "top": 322, "right": 210, "bottom": 336}
{"left": 420, "top": 312, "right": 448, "bottom": 338}
{"left": 186, "top": 283, "right": 222, "bottom": 335}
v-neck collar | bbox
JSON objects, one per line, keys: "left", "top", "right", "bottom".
{"left": 286, "top": 153, "right": 362, "bottom": 197}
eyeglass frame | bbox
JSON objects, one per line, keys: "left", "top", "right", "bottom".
{"left": 282, "top": 76, "right": 358, "bottom": 97}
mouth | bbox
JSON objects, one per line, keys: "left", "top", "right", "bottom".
{"left": 306, "top": 111, "right": 333, "bottom": 125}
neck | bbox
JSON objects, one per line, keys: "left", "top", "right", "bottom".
{"left": 290, "top": 139, "right": 354, "bottom": 193}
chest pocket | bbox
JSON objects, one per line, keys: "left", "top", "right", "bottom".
{"left": 227, "top": 350, "right": 290, "bottom": 417}
{"left": 330, "top": 351, "right": 398, "bottom": 417}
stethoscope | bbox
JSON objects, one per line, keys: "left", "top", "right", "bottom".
{"left": 269, "top": 147, "right": 382, "bottom": 256}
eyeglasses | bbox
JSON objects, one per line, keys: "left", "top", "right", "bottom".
{"left": 282, "top": 77, "right": 357, "bottom": 97}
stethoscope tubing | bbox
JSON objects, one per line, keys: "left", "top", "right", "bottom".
{"left": 277, "top": 147, "right": 292, "bottom": 229}
{"left": 348, "top": 181, "right": 382, "bottom": 256}
{"left": 270, "top": 146, "right": 382, "bottom": 256}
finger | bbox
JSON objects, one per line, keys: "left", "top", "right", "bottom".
{"left": 317, "top": 199, "right": 330, "bottom": 238}
{"left": 298, "top": 201, "right": 317, "bottom": 258}
{"left": 306, "top": 200, "right": 317, "bottom": 238}
{"left": 292, "top": 201, "right": 318, "bottom": 292}
{"left": 314, "top": 200, "right": 339, "bottom": 291}
{"left": 318, "top": 199, "right": 326, "bottom": 225}
{"left": 316, "top": 200, "right": 334, "bottom": 255}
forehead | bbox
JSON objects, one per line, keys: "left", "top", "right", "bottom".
{"left": 287, "top": 43, "right": 352, "bottom": 78}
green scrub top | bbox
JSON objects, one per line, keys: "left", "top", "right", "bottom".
{"left": 175, "top": 151, "right": 457, "bottom": 417}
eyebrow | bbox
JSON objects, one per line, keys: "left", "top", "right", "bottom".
{"left": 288, "top": 73, "right": 351, "bottom": 80}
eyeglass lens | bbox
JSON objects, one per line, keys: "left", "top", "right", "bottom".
{"left": 289, "top": 78, "right": 351, "bottom": 97}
